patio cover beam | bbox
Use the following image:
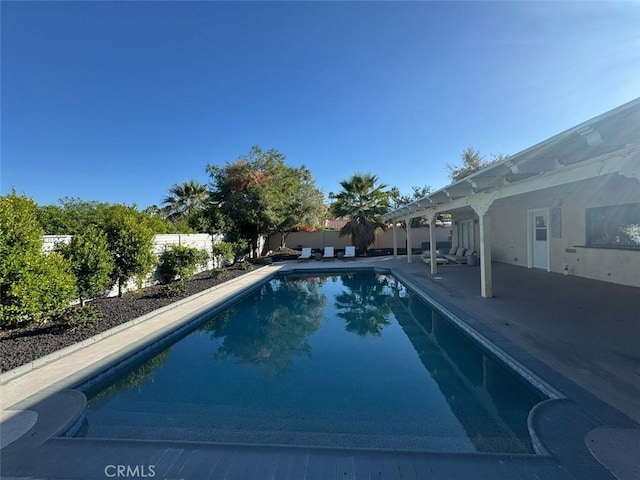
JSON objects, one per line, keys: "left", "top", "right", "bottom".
{"left": 380, "top": 98, "right": 640, "bottom": 299}
{"left": 383, "top": 148, "right": 639, "bottom": 223}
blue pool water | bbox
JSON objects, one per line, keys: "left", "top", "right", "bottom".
{"left": 76, "top": 271, "right": 546, "bottom": 453}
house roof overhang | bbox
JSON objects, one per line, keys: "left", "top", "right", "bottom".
{"left": 383, "top": 97, "right": 640, "bottom": 222}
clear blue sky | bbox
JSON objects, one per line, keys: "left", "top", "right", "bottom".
{"left": 2, "top": 1, "right": 639, "bottom": 209}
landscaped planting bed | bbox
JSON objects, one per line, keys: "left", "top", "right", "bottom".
{"left": 0, "top": 267, "right": 253, "bottom": 373}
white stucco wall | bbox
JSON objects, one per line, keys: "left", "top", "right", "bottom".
{"left": 485, "top": 174, "right": 640, "bottom": 287}
{"left": 42, "top": 235, "right": 72, "bottom": 253}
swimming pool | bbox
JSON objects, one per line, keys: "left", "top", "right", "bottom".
{"left": 74, "top": 271, "right": 547, "bottom": 453}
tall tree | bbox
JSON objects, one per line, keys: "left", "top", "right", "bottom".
{"left": 98, "top": 205, "right": 156, "bottom": 297}
{"left": 38, "top": 198, "right": 178, "bottom": 235}
{"left": 207, "top": 146, "right": 324, "bottom": 254}
{"left": 161, "top": 180, "right": 209, "bottom": 223}
{"left": 331, "top": 174, "right": 390, "bottom": 253}
{"left": 186, "top": 203, "right": 227, "bottom": 236}
{"left": 207, "top": 146, "right": 276, "bottom": 257}
{"left": 1, "top": 191, "right": 76, "bottom": 326}
{"left": 389, "top": 185, "right": 432, "bottom": 228}
{"left": 446, "top": 148, "right": 506, "bottom": 181}
{"left": 265, "top": 165, "right": 325, "bottom": 248}
{"left": 141, "top": 204, "right": 186, "bottom": 233}
{"left": 59, "top": 225, "right": 114, "bottom": 306}
{"left": 388, "top": 185, "right": 435, "bottom": 253}
{"left": 37, "top": 198, "right": 107, "bottom": 234}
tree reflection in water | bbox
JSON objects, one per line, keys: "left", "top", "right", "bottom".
{"left": 208, "top": 276, "right": 327, "bottom": 375}
{"left": 88, "top": 348, "right": 172, "bottom": 403}
{"left": 335, "top": 273, "right": 393, "bottom": 337}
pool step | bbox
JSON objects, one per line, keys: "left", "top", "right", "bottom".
{"left": 78, "top": 401, "right": 531, "bottom": 453}
{"left": 77, "top": 422, "right": 478, "bottom": 452}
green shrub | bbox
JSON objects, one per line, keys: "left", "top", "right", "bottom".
{"left": 210, "top": 268, "right": 230, "bottom": 280}
{"left": 158, "top": 244, "right": 209, "bottom": 284}
{"left": 7, "top": 252, "right": 78, "bottom": 325}
{"left": 0, "top": 192, "right": 77, "bottom": 327}
{"left": 211, "top": 240, "right": 234, "bottom": 266}
{"left": 58, "top": 304, "right": 103, "bottom": 328}
{"left": 236, "top": 260, "right": 253, "bottom": 271}
{"left": 159, "top": 282, "right": 188, "bottom": 297}
{"left": 59, "top": 225, "right": 114, "bottom": 306}
{"left": 231, "top": 238, "right": 249, "bottom": 262}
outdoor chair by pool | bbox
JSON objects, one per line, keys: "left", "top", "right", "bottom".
{"left": 298, "top": 247, "right": 313, "bottom": 262}
{"left": 443, "top": 246, "right": 458, "bottom": 257}
{"left": 322, "top": 246, "right": 335, "bottom": 261}
{"left": 343, "top": 246, "right": 356, "bottom": 261}
{"left": 444, "top": 247, "right": 472, "bottom": 264}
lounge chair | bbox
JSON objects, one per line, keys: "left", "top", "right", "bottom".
{"left": 440, "top": 246, "right": 458, "bottom": 258}
{"left": 444, "top": 247, "right": 472, "bottom": 264}
{"left": 343, "top": 246, "right": 356, "bottom": 261}
{"left": 322, "top": 246, "right": 335, "bottom": 261}
{"left": 297, "top": 247, "right": 313, "bottom": 262}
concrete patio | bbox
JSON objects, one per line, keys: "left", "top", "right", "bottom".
{"left": 1, "top": 257, "right": 638, "bottom": 479}
{"left": 386, "top": 256, "right": 640, "bottom": 424}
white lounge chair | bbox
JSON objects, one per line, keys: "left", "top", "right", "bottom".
{"left": 444, "top": 247, "right": 469, "bottom": 264}
{"left": 298, "top": 247, "right": 313, "bottom": 262}
{"left": 322, "top": 246, "right": 335, "bottom": 261}
{"left": 343, "top": 246, "right": 356, "bottom": 261}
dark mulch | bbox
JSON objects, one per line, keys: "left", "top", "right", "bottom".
{"left": 0, "top": 267, "right": 254, "bottom": 373}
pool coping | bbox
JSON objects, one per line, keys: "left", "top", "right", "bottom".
{"left": 0, "top": 259, "right": 635, "bottom": 479}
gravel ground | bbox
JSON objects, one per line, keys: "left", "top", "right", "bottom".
{"left": 0, "top": 267, "right": 253, "bottom": 373}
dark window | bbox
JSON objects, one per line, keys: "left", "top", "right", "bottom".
{"left": 536, "top": 229, "right": 547, "bottom": 241}
{"left": 586, "top": 203, "right": 640, "bottom": 249}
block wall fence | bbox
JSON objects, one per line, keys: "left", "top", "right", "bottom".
{"left": 267, "top": 226, "right": 452, "bottom": 251}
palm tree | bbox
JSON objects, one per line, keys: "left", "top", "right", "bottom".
{"left": 161, "top": 180, "right": 209, "bottom": 222}
{"left": 331, "top": 173, "right": 390, "bottom": 253}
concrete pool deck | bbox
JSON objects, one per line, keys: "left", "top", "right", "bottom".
{"left": 1, "top": 257, "right": 638, "bottom": 479}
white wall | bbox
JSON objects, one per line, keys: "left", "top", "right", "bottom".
{"left": 42, "top": 233, "right": 221, "bottom": 297}
{"left": 487, "top": 174, "right": 640, "bottom": 287}
{"left": 42, "top": 235, "right": 72, "bottom": 253}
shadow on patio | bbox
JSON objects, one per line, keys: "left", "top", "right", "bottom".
{"left": 394, "top": 257, "right": 639, "bottom": 424}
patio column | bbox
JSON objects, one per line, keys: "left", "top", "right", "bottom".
{"left": 470, "top": 192, "right": 499, "bottom": 298}
{"left": 392, "top": 224, "right": 398, "bottom": 258}
{"left": 406, "top": 217, "right": 413, "bottom": 263}
{"left": 425, "top": 210, "right": 438, "bottom": 274}
{"left": 478, "top": 213, "right": 493, "bottom": 298}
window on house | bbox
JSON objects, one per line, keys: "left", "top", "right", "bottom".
{"left": 586, "top": 203, "right": 640, "bottom": 249}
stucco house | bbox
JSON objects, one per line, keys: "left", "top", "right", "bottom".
{"left": 383, "top": 98, "right": 640, "bottom": 297}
